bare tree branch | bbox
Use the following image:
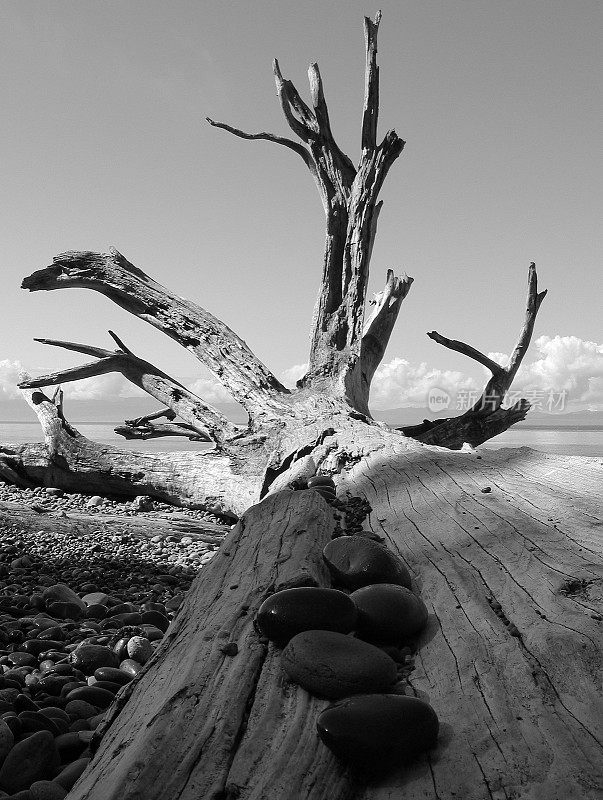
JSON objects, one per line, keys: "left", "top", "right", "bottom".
{"left": 360, "top": 269, "right": 413, "bottom": 394}
{"left": 22, "top": 248, "right": 290, "bottom": 418}
{"left": 18, "top": 334, "right": 237, "bottom": 445}
{"left": 426, "top": 331, "right": 504, "bottom": 376}
{"left": 404, "top": 400, "right": 531, "bottom": 449}
{"left": 361, "top": 11, "right": 382, "bottom": 152}
{"left": 206, "top": 118, "right": 312, "bottom": 168}
{"left": 114, "top": 421, "right": 211, "bottom": 441}
{"left": 505, "top": 262, "right": 548, "bottom": 382}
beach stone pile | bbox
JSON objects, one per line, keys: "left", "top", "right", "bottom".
{"left": 255, "top": 475, "right": 440, "bottom": 774}
{"left": 0, "top": 488, "right": 227, "bottom": 799}
{"left": 0, "top": 483, "right": 223, "bottom": 522}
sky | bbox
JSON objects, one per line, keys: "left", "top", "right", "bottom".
{"left": 0, "top": 0, "right": 601, "bottom": 420}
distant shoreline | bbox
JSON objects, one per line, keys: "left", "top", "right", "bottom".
{"left": 1, "top": 420, "right": 603, "bottom": 433}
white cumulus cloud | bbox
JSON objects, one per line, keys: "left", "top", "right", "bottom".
{"left": 280, "top": 363, "right": 308, "bottom": 388}
{"left": 188, "top": 376, "right": 234, "bottom": 404}
{"left": 369, "top": 358, "right": 480, "bottom": 409}
{"left": 488, "top": 335, "right": 603, "bottom": 404}
{"left": 0, "top": 359, "right": 26, "bottom": 399}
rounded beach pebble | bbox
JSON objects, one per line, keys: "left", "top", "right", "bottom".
{"left": 70, "top": 645, "right": 118, "bottom": 675}
{"left": 317, "top": 694, "right": 439, "bottom": 769}
{"left": 351, "top": 584, "right": 428, "bottom": 643}
{"left": 0, "top": 729, "right": 59, "bottom": 793}
{"left": 323, "top": 536, "right": 412, "bottom": 591}
{"left": 256, "top": 588, "right": 357, "bottom": 645}
{"left": 281, "top": 630, "right": 397, "bottom": 699}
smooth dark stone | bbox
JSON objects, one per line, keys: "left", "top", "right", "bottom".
{"left": 23, "top": 641, "right": 65, "bottom": 657}
{"left": 109, "top": 603, "right": 137, "bottom": 615}
{"left": 54, "top": 758, "right": 90, "bottom": 791}
{"left": 17, "top": 710, "right": 61, "bottom": 736}
{"left": 351, "top": 584, "right": 428, "bottom": 643}
{"left": 140, "top": 610, "right": 169, "bottom": 632}
{"left": 37, "top": 676, "right": 73, "bottom": 697}
{"left": 38, "top": 707, "right": 70, "bottom": 724}
{"left": 14, "top": 694, "right": 38, "bottom": 713}
{"left": 7, "top": 652, "right": 37, "bottom": 668}
{"left": 0, "top": 729, "right": 59, "bottom": 792}
{"left": 41, "top": 585, "right": 85, "bottom": 612}
{"left": 102, "top": 612, "right": 142, "bottom": 628}
{"left": 29, "top": 780, "right": 68, "bottom": 800}
{"left": 59, "top": 681, "right": 86, "bottom": 699}
{"left": 64, "top": 700, "right": 97, "bottom": 721}
{"left": 281, "top": 630, "right": 397, "bottom": 699}
{"left": 93, "top": 667, "right": 132, "bottom": 686}
{"left": 323, "top": 536, "right": 412, "bottom": 591}
{"left": 118, "top": 659, "right": 142, "bottom": 677}
{"left": 5, "top": 789, "right": 34, "bottom": 800}
{"left": 84, "top": 604, "right": 107, "bottom": 620}
{"left": 65, "top": 686, "right": 115, "bottom": 709}
{"left": 0, "top": 716, "right": 13, "bottom": 760}
{"left": 54, "top": 731, "right": 89, "bottom": 761}
{"left": 139, "top": 625, "right": 164, "bottom": 642}
{"left": 3, "top": 715, "right": 21, "bottom": 737}
{"left": 256, "top": 588, "right": 357, "bottom": 645}
{"left": 46, "top": 601, "right": 84, "bottom": 620}
{"left": 141, "top": 602, "right": 167, "bottom": 614}
{"left": 307, "top": 475, "right": 336, "bottom": 488}
{"left": 91, "top": 681, "right": 120, "bottom": 694}
{"left": 70, "top": 645, "right": 118, "bottom": 675}
{"left": 112, "top": 638, "right": 130, "bottom": 662}
{"left": 317, "top": 694, "right": 439, "bottom": 770}
{"left": 40, "top": 664, "right": 74, "bottom": 677}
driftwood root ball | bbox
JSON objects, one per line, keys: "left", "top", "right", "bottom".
{"left": 256, "top": 588, "right": 357, "bottom": 645}
{"left": 317, "top": 694, "right": 439, "bottom": 769}
{"left": 323, "top": 536, "right": 412, "bottom": 591}
{"left": 281, "top": 629, "right": 397, "bottom": 699}
{"left": 351, "top": 583, "right": 428, "bottom": 643}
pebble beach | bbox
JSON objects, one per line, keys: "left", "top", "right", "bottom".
{"left": 0, "top": 482, "right": 231, "bottom": 799}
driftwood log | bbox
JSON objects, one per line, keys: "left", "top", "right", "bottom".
{"left": 63, "top": 428, "right": 601, "bottom": 800}
{"left": 1, "top": 12, "right": 600, "bottom": 799}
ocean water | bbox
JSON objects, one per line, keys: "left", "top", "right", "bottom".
{"left": 0, "top": 422, "right": 602, "bottom": 458}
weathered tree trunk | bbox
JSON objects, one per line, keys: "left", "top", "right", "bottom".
{"left": 64, "top": 427, "right": 602, "bottom": 800}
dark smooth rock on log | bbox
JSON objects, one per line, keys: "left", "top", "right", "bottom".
{"left": 323, "top": 536, "right": 412, "bottom": 590}
{"left": 351, "top": 583, "right": 429, "bottom": 643}
{"left": 256, "top": 588, "right": 357, "bottom": 645}
{"left": 317, "top": 694, "right": 439, "bottom": 770}
{"left": 281, "top": 630, "right": 397, "bottom": 699}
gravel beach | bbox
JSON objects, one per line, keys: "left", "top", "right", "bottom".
{"left": 0, "top": 482, "right": 231, "bottom": 798}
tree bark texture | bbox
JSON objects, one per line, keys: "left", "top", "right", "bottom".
{"left": 64, "top": 428, "right": 602, "bottom": 800}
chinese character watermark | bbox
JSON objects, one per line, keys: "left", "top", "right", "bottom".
{"left": 427, "top": 388, "right": 568, "bottom": 413}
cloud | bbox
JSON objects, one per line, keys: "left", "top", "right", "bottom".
{"left": 488, "top": 336, "right": 603, "bottom": 404}
{"left": 3, "top": 335, "right": 600, "bottom": 412}
{"left": 280, "top": 363, "right": 308, "bottom": 388}
{"left": 369, "top": 358, "right": 480, "bottom": 409}
{"left": 188, "top": 377, "right": 234, "bottom": 404}
{"left": 61, "top": 373, "right": 144, "bottom": 401}
{"left": 0, "top": 359, "right": 25, "bottom": 399}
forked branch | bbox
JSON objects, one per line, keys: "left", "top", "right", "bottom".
{"left": 428, "top": 264, "right": 547, "bottom": 414}
{"left": 18, "top": 332, "right": 236, "bottom": 444}
{"left": 22, "top": 248, "right": 290, "bottom": 419}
